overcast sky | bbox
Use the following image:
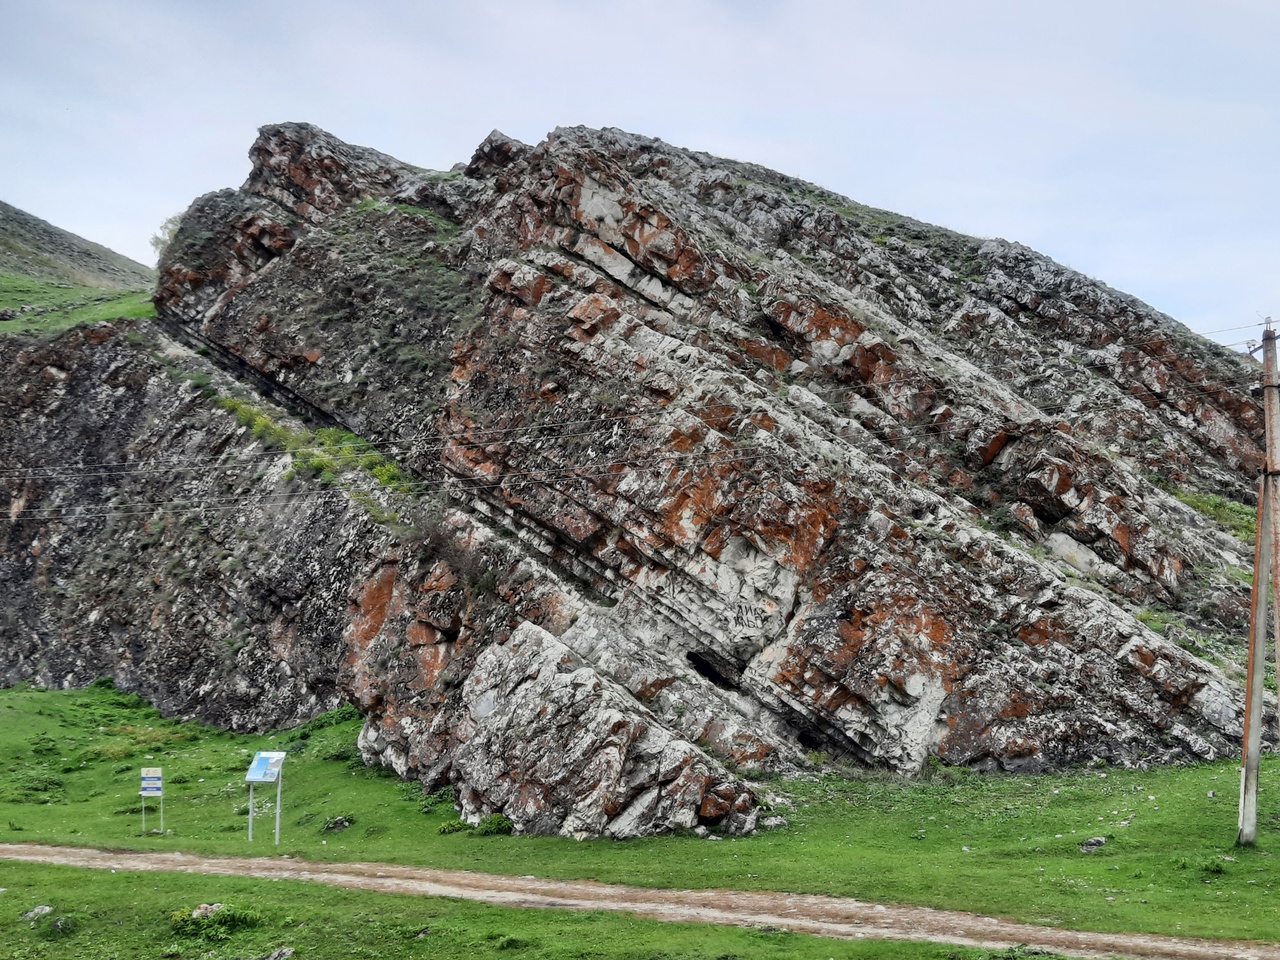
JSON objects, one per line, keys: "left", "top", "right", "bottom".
{"left": 3, "top": 0, "right": 1276, "bottom": 346}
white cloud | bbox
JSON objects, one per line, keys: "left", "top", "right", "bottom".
{"left": 1, "top": 0, "right": 1275, "bottom": 342}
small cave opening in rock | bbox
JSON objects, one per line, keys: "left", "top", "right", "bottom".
{"left": 791, "top": 722, "right": 874, "bottom": 768}
{"left": 685, "top": 650, "right": 739, "bottom": 692}
{"left": 796, "top": 729, "right": 825, "bottom": 752}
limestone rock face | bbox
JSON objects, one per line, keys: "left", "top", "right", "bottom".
{"left": 2, "top": 122, "right": 1275, "bottom": 837}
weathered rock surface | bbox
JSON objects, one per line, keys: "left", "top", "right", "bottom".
{"left": 2, "top": 121, "right": 1276, "bottom": 837}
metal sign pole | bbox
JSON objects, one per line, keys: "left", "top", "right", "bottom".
{"left": 275, "top": 769, "right": 282, "bottom": 845}
{"left": 141, "top": 797, "right": 146, "bottom": 835}
{"left": 248, "top": 783, "right": 255, "bottom": 841}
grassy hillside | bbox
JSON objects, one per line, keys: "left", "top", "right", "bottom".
{"left": 0, "top": 200, "right": 155, "bottom": 337}
{"left": 0, "top": 272, "right": 154, "bottom": 335}
{"left": 0, "top": 200, "right": 153, "bottom": 289}
{"left": 0, "top": 681, "right": 1275, "bottom": 953}
{"left": 2, "top": 861, "right": 1040, "bottom": 960}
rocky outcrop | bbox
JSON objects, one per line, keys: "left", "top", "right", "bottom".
{"left": 2, "top": 122, "right": 1274, "bottom": 838}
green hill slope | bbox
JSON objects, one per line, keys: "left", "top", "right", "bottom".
{"left": 0, "top": 200, "right": 155, "bottom": 334}
{"left": 0, "top": 199, "right": 153, "bottom": 288}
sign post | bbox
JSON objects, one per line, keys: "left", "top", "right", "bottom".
{"left": 139, "top": 767, "right": 163, "bottom": 835}
{"left": 245, "top": 751, "right": 286, "bottom": 845}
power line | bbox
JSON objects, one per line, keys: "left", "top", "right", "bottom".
{"left": 2, "top": 292, "right": 1265, "bottom": 529}
{"left": 1, "top": 356, "right": 1262, "bottom": 498}
{"left": 5, "top": 444, "right": 797, "bottom": 524}
{"left": 2, "top": 314, "right": 1257, "bottom": 482}
{"left": 0, "top": 326, "right": 1260, "bottom": 488}
{"left": 8, "top": 372, "right": 1258, "bottom": 527}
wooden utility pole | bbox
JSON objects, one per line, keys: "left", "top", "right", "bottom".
{"left": 1240, "top": 321, "right": 1280, "bottom": 845}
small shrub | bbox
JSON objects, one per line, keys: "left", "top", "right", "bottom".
{"left": 32, "top": 913, "right": 80, "bottom": 940}
{"left": 473, "top": 813, "right": 514, "bottom": 836}
{"left": 471, "top": 570, "right": 498, "bottom": 596}
{"left": 803, "top": 749, "right": 829, "bottom": 768}
{"left": 295, "top": 703, "right": 359, "bottom": 734}
{"left": 322, "top": 744, "right": 361, "bottom": 765}
{"left": 170, "top": 904, "right": 263, "bottom": 941}
{"left": 1175, "top": 489, "right": 1256, "bottom": 541}
{"left": 421, "top": 787, "right": 455, "bottom": 814}
{"left": 1135, "top": 608, "right": 1183, "bottom": 635}
{"left": 371, "top": 461, "right": 412, "bottom": 491}
{"left": 1, "top": 772, "right": 66, "bottom": 803}
{"left": 438, "top": 818, "right": 470, "bottom": 835}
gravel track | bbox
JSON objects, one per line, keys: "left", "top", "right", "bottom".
{"left": 2, "top": 843, "right": 1276, "bottom": 959}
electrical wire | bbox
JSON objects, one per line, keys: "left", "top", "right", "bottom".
{"left": 1, "top": 291, "right": 1266, "bottom": 527}
{"left": 0, "top": 350, "right": 1262, "bottom": 504}
{"left": 7, "top": 364, "right": 1259, "bottom": 526}
{"left": 7, "top": 444, "right": 794, "bottom": 523}
{"left": 0, "top": 320, "right": 1261, "bottom": 487}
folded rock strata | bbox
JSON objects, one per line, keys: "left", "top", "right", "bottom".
{"left": 1, "top": 121, "right": 1275, "bottom": 837}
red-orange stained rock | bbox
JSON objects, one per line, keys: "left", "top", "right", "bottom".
{"left": 406, "top": 620, "right": 437, "bottom": 647}
{"left": 346, "top": 562, "right": 400, "bottom": 655}
{"left": 410, "top": 643, "right": 452, "bottom": 692}
{"left": 695, "top": 400, "right": 738, "bottom": 432}
{"left": 976, "top": 430, "right": 1010, "bottom": 467}
{"left": 1131, "top": 644, "right": 1157, "bottom": 668}
{"left": 659, "top": 473, "right": 722, "bottom": 542}
{"left": 1018, "top": 619, "right": 1059, "bottom": 647}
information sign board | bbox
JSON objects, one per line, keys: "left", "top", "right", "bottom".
{"left": 139, "top": 766, "right": 163, "bottom": 833}
{"left": 245, "top": 751, "right": 287, "bottom": 844}
{"left": 246, "top": 751, "right": 286, "bottom": 783}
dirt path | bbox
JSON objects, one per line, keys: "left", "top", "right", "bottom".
{"left": 2, "top": 842, "right": 1276, "bottom": 959}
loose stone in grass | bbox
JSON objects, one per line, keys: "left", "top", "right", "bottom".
{"left": 1079, "top": 837, "right": 1107, "bottom": 853}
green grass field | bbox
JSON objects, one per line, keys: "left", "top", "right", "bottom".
{"left": 0, "top": 681, "right": 1275, "bottom": 956}
{"left": 0, "top": 273, "right": 154, "bottom": 335}
{"left": 0, "top": 861, "right": 1044, "bottom": 960}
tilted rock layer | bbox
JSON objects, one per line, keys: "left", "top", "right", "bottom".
{"left": 2, "top": 122, "right": 1275, "bottom": 837}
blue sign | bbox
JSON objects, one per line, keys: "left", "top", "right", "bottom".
{"left": 139, "top": 766, "right": 163, "bottom": 797}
